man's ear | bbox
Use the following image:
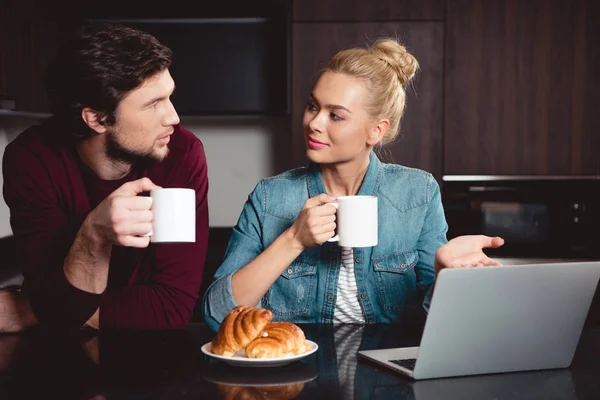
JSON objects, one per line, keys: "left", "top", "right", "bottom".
{"left": 367, "top": 119, "right": 390, "bottom": 147}
{"left": 81, "top": 108, "right": 108, "bottom": 134}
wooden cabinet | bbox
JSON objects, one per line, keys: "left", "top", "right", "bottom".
{"left": 0, "top": 0, "right": 81, "bottom": 113}
{"left": 444, "top": 0, "right": 600, "bottom": 175}
{"left": 291, "top": 22, "right": 444, "bottom": 179}
{"left": 292, "top": 0, "right": 444, "bottom": 21}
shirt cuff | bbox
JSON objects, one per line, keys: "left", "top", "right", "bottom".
{"left": 422, "top": 284, "right": 434, "bottom": 314}
{"left": 205, "top": 273, "right": 238, "bottom": 331}
{"left": 27, "top": 266, "right": 102, "bottom": 330}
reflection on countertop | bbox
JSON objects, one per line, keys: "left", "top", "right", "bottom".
{"left": 0, "top": 323, "right": 599, "bottom": 399}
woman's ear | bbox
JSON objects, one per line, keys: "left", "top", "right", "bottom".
{"left": 81, "top": 108, "right": 108, "bottom": 134}
{"left": 367, "top": 119, "right": 390, "bottom": 146}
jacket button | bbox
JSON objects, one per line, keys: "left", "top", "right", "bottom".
{"left": 401, "top": 262, "right": 406, "bottom": 269}
{"left": 355, "top": 257, "right": 361, "bottom": 263}
{"left": 287, "top": 268, "right": 293, "bottom": 274}
{"left": 361, "top": 293, "right": 367, "bottom": 299}
{"left": 328, "top": 295, "right": 333, "bottom": 302}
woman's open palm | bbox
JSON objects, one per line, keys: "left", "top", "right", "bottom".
{"left": 435, "top": 235, "right": 505, "bottom": 275}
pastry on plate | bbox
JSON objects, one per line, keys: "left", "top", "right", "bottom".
{"left": 211, "top": 306, "right": 273, "bottom": 357}
{"left": 245, "top": 322, "right": 309, "bottom": 359}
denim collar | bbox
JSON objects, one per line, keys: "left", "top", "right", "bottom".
{"left": 307, "top": 151, "right": 382, "bottom": 197}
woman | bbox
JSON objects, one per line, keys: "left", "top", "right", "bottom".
{"left": 203, "top": 38, "right": 503, "bottom": 331}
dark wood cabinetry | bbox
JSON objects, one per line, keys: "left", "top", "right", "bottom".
{"left": 292, "top": 0, "right": 444, "bottom": 21}
{"left": 0, "top": 0, "right": 81, "bottom": 112}
{"left": 291, "top": 22, "right": 444, "bottom": 178}
{"left": 444, "top": 0, "right": 600, "bottom": 175}
{"left": 3, "top": 0, "right": 598, "bottom": 175}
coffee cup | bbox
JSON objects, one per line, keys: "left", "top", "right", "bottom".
{"left": 145, "top": 188, "right": 195, "bottom": 243}
{"left": 327, "top": 195, "right": 378, "bottom": 247}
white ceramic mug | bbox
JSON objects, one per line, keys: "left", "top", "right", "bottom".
{"left": 327, "top": 195, "right": 378, "bottom": 247}
{"left": 145, "top": 188, "right": 196, "bottom": 243}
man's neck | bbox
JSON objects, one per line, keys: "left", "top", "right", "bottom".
{"left": 76, "top": 136, "right": 131, "bottom": 181}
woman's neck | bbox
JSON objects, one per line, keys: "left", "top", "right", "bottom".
{"left": 320, "top": 155, "right": 370, "bottom": 197}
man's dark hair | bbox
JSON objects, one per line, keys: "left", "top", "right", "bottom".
{"left": 44, "top": 23, "right": 173, "bottom": 141}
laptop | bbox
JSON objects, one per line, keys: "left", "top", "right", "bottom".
{"left": 409, "top": 369, "right": 575, "bottom": 400}
{"left": 358, "top": 261, "right": 600, "bottom": 380}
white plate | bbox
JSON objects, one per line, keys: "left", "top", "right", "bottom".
{"left": 202, "top": 361, "right": 318, "bottom": 387}
{"left": 201, "top": 340, "right": 318, "bottom": 367}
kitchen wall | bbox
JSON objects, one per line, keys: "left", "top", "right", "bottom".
{"left": 181, "top": 116, "right": 292, "bottom": 227}
{"left": 0, "top": 117, "right": 23, "bottom": 237}
{"left": 0, "top": 115, "right": 292, "bottom": 237}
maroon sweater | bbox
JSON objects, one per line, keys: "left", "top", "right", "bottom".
{"left": 2, "top": 124, "right": 209, "bottom": 330}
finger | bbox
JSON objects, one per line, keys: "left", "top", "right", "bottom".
{"left": 127, "top": 210, "right": 153, "bottom": 223}
{"left": 455, "top": 263, "right": 473, "bottom": 268}
{"left": 470, "top": 255, "right": 502, "bottom": 267}
{"left": 115, "top": 196, "right": 154, "bottom": 211}
{"left": 449, "top": 254, "right": 486, "bottom": 268}
{"left": 115, "top": 178, "right": 162, "bottom": 196}
{"left": 491, "top": 236, "right": 505, "bottom": 248}
{"left": 319, "top": 214, "right": 337, "bottom": 224}
{"left": 303, "top": 193, "right": 337, "bottom": 210}
{"left": 119, "top": 222, "right": 153, "bottom": 236}
{"left": 483, "top": 258, "right": 502, "bottom": 266}
{"left": 318, "top": 222, "right": 336, "bottom": 234}
{"left": 315, "top": 231, "right": 337, "bottom": 244}
{"left": 313, "top": 204, "right": 338, "bottom": 216}
{"left": 119, "top": 235, "right": 151, "bottom": 248}
{"left": 305, "top": 203, "right": 337, "bottom": 221}
{"left": 110, "top": 207, "right": 152, "bottom": 229}
{"left": 478, "top": 235, "right": 505, "bottom": 249}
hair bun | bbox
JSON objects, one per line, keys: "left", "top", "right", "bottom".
{"left": 370, "top": 38, "right": 418, "bottom": 85}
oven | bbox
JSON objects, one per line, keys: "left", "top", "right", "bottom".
{"left": 442, "top": 176, "right": 600, "bottom": 260}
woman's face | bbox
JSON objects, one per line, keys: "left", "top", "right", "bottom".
{"left": 303, "top": 71, "right": 384, "bottom": 166}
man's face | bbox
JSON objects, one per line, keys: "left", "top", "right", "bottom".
{"left": 105, "top": 69, "right": 180, "bottom": 165}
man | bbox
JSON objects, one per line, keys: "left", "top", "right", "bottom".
{"left": 0, "top": 23, "right": 209, "bottom": 331}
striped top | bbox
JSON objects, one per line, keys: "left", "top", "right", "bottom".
{"left": 334, "top": 324, "right": 365, "bottom": 399}
{"left": 334, "top": 247, "right": 366, "bottom": 324}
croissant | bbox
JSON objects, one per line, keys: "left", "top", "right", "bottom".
{"left": 259, "top": 383, "right": 305, "bottom": 399}
{"left": 211, "top": 306, "right": 273, "bottom": 356}
{"left": 245, "top": 322, "right": 309, "bottom": 359}
{"left": 216, "top": 383, "right": 305, "bottom": 400}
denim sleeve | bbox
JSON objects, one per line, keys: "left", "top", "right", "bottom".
{"left": 416, "top": 176, "right": 448, "bottom": 314}
{"left": 203, "top": 181, "right": 265, "bottom": 332}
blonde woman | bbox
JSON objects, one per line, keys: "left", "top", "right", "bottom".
{"left": 203, "top": 38, "right": 503, "bottom": 330}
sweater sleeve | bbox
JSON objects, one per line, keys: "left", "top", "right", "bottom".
{"left": 98, "top": 139, "right": 209, "bottom": 329}
{"left": 2, "top": 140, "right": 102, "bottom": 330}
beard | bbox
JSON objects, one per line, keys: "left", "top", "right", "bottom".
{"left": 105, "top": 130, "right": 169, "bottom": 167}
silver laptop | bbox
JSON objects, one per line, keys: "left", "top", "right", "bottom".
{"left": 358, "top": 261, "right": 600, "bottom": 380}
{"left": 409, "top": 369, "right": 575, "bottom": 400}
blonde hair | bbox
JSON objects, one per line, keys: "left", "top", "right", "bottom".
{"left": 324, "top": 38, "right": 419, "bottom": 145}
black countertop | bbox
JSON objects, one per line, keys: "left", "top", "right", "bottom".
{"left": 0, "top": 323, "right": 599, "bottom": 399}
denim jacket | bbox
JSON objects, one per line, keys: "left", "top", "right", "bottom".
{"left": 203, "top": 152, "right": 448, "bottom": 331}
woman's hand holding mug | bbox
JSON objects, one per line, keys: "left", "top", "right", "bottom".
{"left": 289, "top": 194, "right": 337, "bottom": 250}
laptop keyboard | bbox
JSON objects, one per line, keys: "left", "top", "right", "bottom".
{"left": 389, "top": 358, "right": 417, "bottom": 371}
